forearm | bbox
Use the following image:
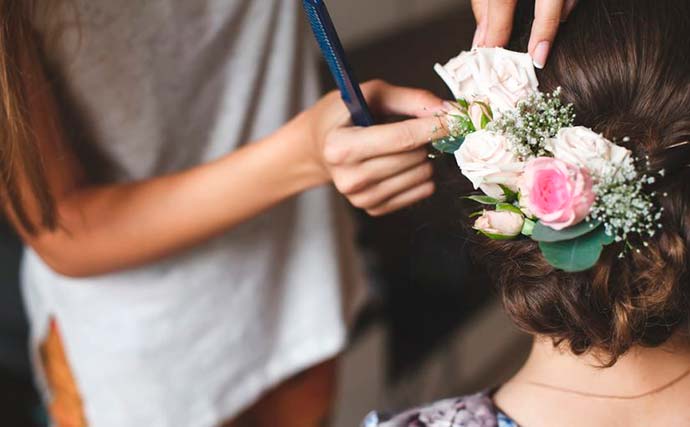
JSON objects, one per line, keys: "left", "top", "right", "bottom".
{"left": 28, "top": 121, "right": 327, "bottom": 277}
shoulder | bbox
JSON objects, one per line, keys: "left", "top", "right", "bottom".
{"left": 362, "top": 391, "right": 503, "bottom": 427}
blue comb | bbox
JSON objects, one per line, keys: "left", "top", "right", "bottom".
{"left": 302, "top": 0, "right": 374, "bottom": 127}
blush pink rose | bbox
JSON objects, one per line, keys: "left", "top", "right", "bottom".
{"left": 520, "top": 157, "right": 596, "bottom": 230}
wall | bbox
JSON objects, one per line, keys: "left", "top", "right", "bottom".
{"left": 328, "top": 0, "right": 472, "bottom": 47}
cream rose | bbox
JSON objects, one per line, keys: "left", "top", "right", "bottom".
{"left": 545, "top": 126, "right": 632, "bottom": 177}
{"left": 434, "top": 47, "right": 539, "bottom": 113}
{"left": 455, "top": 130, "right": 524, "bottom": 198}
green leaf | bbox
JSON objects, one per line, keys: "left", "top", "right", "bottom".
{"left": 538, "top": 226, "right": 615, "bottom": 272}
{"left": 469, "top": 210, "right": 485, "bottom": 218}
{"left": 532, "top": 220, "right": 602, "bottom": 243}
{"left": 496, "top": 203, "right": 523, "bottom": 215}
{"left": 464, "top": 195, "right": 500, "bottom": 205}
{"left": 477, "top": 230, "right": 520, "bottom": 240}
{"left": 498, "top": 184, "right": 518, "bottom": 203}
{"left": 480, "top": 113, "right": 491, "bottom": 129}
{"left": 432, "top": 136, "right": 464, "bottom": 153}
{"left": 521, "top": 218, "right": 536, "bottom": 236}
{"left": 456, "top": 98, "right": 469, "bottom": 109}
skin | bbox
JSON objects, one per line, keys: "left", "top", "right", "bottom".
{"left": 494, "top": 335, "right": 690, "bottom": 427}
{"left": 471, "top": 0, "right": 579, "bottom": 68}
{"left": 10, "top": 40, "right": 449, "bottom": 278}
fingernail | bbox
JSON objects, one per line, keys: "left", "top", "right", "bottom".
{"left": 472, "top": 24, "right": 485, "bottom": 48}
{"left": 532, "top": 41, "right": 550, "bottom": 69}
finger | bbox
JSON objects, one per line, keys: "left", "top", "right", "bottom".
{"left": 350, "top": 149, "right": 429, "bottom": 191}
{"left": 324, "top": 115, "right": 448, "bottom": 165}
{"left": 484, "top": 0, "right": 518, "bottom": 47}
{"left": 471, "top": 0, "right": 486, "bottom": 22}
{"left": 529, "top": 0, "right": 564, "bottom": 69}
{"left": 367, "top": 181, "right": 436, "bottom": 217}
{"left": 360, "top": 80, "right": 445, "bottom": 118}
{"left": 348, "top": 161, "right": 434, "bottom": 209}
{"left": 332, "top": 149, "right": 428, "bottom": 195}
{"left": 471, "top": 0, "right": 488, "bottom": 47}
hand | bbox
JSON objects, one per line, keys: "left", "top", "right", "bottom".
{"left": 471, "top": 0, "right": 578, "bottom": 68}
{"left": 296, "top": 80, "right": 448, "bottom": 216}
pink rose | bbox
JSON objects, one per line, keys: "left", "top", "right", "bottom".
{"left": 520, "top": 157, "right": 596, "bottom": 230}
{"left": 473, "top": 210, "right": 525, "bottom": 238}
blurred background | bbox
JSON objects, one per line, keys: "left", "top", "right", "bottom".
{"left": 0, "top": 1, "right": 529, "bottom": 425}
{"left": 325, "top": 2, "right": 530, "bottom": 426}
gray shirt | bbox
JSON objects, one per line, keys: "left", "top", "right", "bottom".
{"left": 23, "top": 2, "right": 363, "bottom": 426}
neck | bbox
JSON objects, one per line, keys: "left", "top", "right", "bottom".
{"left": 514, "top": 334, "right": 690, "bottom": 398}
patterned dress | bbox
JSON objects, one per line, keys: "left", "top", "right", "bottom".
{"left": 362, "top": 391, "right": 518, "bottom": 427}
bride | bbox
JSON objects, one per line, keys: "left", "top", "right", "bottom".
{"left": 365, "top": 0, "right": 690, "bottom": 426}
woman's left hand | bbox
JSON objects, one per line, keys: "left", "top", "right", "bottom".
{"left": 471, "top": 0, "right": 578, "bottom": 68}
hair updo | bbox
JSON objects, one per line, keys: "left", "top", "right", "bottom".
{"left": 471, "top": 0, "right": 690, "bottom": 365}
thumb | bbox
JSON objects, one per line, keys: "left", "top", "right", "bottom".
{"left": 361, "top": 80, "right": 445, "bottom": 118}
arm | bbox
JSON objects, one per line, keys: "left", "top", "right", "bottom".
{"left": 9, "top": 45, "right": 448, "bottom": 278}
{"left": 471, "top": 0, "right": 578, "bottom": 68}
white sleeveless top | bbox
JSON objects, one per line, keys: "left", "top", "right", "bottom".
{"left": 22, "top": 1, "right": 364, "bottom": 426}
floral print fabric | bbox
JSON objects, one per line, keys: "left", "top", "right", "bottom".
{"left": 362, "top": 391, "right": 518, "bottom": 427}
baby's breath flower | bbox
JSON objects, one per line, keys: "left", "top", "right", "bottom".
{"left": 588, "top": 155, "right": 661, "bottom": 242}
{"left": 490, "top": 88, "right": 575, "bottom": 159}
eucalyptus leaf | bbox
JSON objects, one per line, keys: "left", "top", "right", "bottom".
{"left": 532, "top": 220, "right": 602, "bottom": 243}
{"left": 496, "top": 203, "right": 523, "bottom": 215}
{"left": 538, "top": 226, "right": 615, "bottom": 272}
{"left": 464, "top": 195, "right": 500, "bottom": 205}
{"left": 432, "top": 136, "right": 464, "bottom": 153}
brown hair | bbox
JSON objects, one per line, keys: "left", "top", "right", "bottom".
{"left": 0, "top": 0, "right": 56, "bottom": 232}
{"left": 472, "top": 0, "right": 690, "bottom": 365}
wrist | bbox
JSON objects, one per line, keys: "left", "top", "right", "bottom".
{"left": 267, "top": 117, "right": 331, "bottom": 194}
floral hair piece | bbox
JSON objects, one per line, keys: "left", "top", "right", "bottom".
{"left": 433, "top": 48, "right": 662, "bottom": 272}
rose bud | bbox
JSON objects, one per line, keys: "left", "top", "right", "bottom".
{"left": 473, "top": 210, "right": 525, "bottom": 239}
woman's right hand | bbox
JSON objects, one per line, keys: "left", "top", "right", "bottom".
{"left": 291, "top": 80, "right": 449, "bottom": 216}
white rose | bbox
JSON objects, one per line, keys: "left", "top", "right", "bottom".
{"left": 455, "top": 130, "right": 524, "bottom": 199}
{"left": 434, "top": 47, "right": 539, "bottom": 114}
{"left": 473, "top": 210, "right": 524, "bottom": 238}
{"left": 545, "top": 126, "right": 632, "bottom": 177}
